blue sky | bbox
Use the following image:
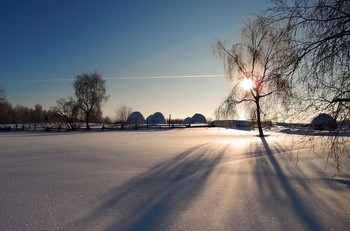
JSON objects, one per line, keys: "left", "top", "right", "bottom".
{"left": 0, "top": 0, "right": 269, "bottom": 119}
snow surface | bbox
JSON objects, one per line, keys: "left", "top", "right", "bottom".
{"left": 0, "top": 128, "right": 349, "bottom": 231}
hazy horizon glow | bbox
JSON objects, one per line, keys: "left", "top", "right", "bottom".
{"left": 0, "top": 1, "right": 269, "bottom": 119}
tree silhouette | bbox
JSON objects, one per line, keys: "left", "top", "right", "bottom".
{"left": 269, "top": 0, "right": 350, "bottom": 118}
{"left": 73, "top": 71, "right": 109, "bottom": 130}
{"left": 50, "top": 97, "right": 80, "bottom": 130}
{"left": 214, "top": 17, "right": 296, "bottom": 137}
{"left": 114, "top": 104, "right": 132, "bottom": 130}
{"left": 0, "top": 85, "right": 5, "bottom": 103}
{"left": 267, "top": 0, "right": 350, "bottom": 171}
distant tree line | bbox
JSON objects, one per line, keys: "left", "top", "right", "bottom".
{"left": 0, "top": 102, "right": 51, "bottom": 124}
{"left": 0, "top": 100, "right": 112, "bottom": 126}
{"left": 0, "top": 85, "right": 51, "bottom": 124}
{"left": 0, "top": 73, "right": 111, "bottom": 128}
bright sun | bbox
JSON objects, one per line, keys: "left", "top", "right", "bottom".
{"left": 241, "top": 78, "right": 253, "bottom": 91}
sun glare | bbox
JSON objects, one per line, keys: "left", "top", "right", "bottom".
{"left": 241, "top": 78, "right": 253, "bottom": 91}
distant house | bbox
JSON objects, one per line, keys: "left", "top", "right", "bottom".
{"left": 311, "top": 113, "right": 337, "bottom": 131}
{"left": 126, "top": 111, "right": 146, "bottom": 124}
{"left": 211, "top": 120, "right": 252, "bottom": 130}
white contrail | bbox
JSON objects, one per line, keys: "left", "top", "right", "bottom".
{"left": 17, "top": 74, "right": 226, "bottom": 83}
{"left": 105, "top": 74, "right": 226, "bottom": 80}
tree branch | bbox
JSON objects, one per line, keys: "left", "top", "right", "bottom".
{"left": 332, "top": 98, "right": 350, "bottom": 103}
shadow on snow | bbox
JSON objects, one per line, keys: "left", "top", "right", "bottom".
{"left": 255, "top": 137, "right": 323, "bottom": 230}
{"left": 65, "top": 134, "right": 347, "bottom": 230}
{"left": 66, "top": 143, "right": 228, "bottom": 231}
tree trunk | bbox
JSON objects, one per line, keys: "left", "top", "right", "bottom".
{"left": 255, "top": 98, "right": 264, "bottom": 137}
{"left": 86, "top": 112, "right": 90, "bottom": 130}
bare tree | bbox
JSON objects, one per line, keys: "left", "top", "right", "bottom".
{"left": 31, "top": 104, "right": 44, "bottom": 123}
{"left": 13, "top": 105, "right": 30, "bottom": 123}
{"left": 50, "top": 97, "right": 80, "bottom": 130}
{"left": 268, "top": 0, "right": 350, "bottom": 117}
{"left": 0, "top": 101, "right": 13, "bottom": 124}
{"left": 0, "top": 85, "right": 5, "bottom": 103}
{"left": 114, "top": 104, "right": 132, "bottom": 130}
{"left": 268, "top": 0, "right": 350, "bottom": 171}
{"left": 89, "top": 107, "right": 103, "bottom": 123}
{"left": 214, "top": 17, "right": 296, "bottom": 137}
{"left": 0, "top": 85, "right": 9, "bottom": 123}
{"left": 74, "top": 71, "right": 109, "bottom": 130}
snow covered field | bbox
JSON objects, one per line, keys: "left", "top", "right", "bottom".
{"left": 0, "top": 128, "right": 349, "bottom": 231}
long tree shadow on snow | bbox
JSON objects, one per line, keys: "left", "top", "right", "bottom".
{"left": 254, "top": 137, "right": 323, "bottom": 231}
{"left": 66, "top": 143, "right": 228, "bottom": 231}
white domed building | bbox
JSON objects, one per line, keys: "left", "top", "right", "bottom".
{"left": 182, "top": 113, "right": 207, "bottom": 124}
{"left": 126, "top": 111, "right": 146, "bottom": 124}
{"left": 183, "top": 117, "right": 192, "bottom": 124}
{"left": 147, "top": 112, "right": 166, "bottom": 124}
{"left": 191, "top": 113, "right": 207, "bottom": 123}
{"left": 311, "top": 113, "right": 337, "bottom": 131}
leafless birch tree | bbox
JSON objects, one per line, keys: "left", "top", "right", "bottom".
{"left": 74, "top": 71, "right": 109, "bottom": 130}
{"left": 214, "top": 17, "right": 296, "bottom": 137}
{"left": 268, "top": 0, "right": 350, "bottom": 172}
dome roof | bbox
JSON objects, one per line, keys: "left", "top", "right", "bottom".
{"left": 182, "top": 113, "right": 207, "bottom": 124}
{"left": 311, "top": 113, "right": 337, "bottom": 130}
{"left": 147, "top": 112, "right": 166, "bottom": 124}
{"left": 183, "top": 117, "right": 192, "bottom": 124}
{"left": 191, "top": 113, "right": 207, "bottom": 123}
{"left": 127, "top": 111, "right": 146, "bottom": 124}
